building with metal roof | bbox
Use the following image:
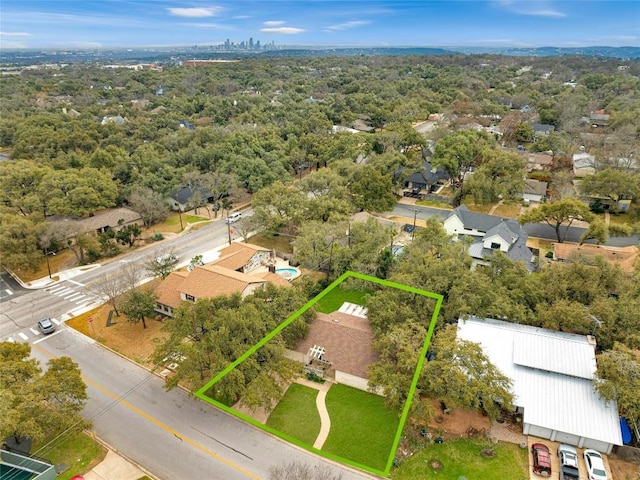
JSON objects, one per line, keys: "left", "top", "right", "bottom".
{"left": 457, "top": 316, "right": 622, "bottom": 454}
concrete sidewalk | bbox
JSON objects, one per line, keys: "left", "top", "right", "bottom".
{"left": 82, "top": 449, "right": 148, "bottom": 480}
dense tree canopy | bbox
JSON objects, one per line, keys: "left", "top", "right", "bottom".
{"left": 0, "top": 342, "right": 88, "bottom": 444}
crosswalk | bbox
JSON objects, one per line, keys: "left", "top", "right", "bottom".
{"left": 45, "top": 283, "right": 100, "bottom": 307}
{"left": 338, "top": 302, "right": 368, "bottom": 318}
{"left": 4, "top": 318, "right": 61, "bottom": 343}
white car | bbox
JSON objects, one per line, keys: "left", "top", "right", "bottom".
{"left": 583, "top": 449, "right": 608, "bottom": 480}
{"left": 225, "top": 212, "right": 242, "bottom": 224}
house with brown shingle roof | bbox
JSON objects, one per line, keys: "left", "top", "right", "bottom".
{"left": 74, "top": 207, "right": 143, "bottom": 235}
{"left": 154, "top": 242, "right": 289, "bottom": 317}
{"left": 290, "top": 310, "right": 380, "bottom": 393}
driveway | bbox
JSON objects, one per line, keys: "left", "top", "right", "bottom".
{"left": 527, "top": 436, "right": 612, "bottom": 480}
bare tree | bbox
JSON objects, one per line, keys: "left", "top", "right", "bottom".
{"left": 233, "top": 216, "right": 258, "bottom": 242}
{"left": 85, "top": 261, "right": 143, "bottom": 316}
{"left": 128, "top": 186, "right": 170, "bottom": 227}
{"left": 145, "top": 248, "right": 179, "bottom": 280}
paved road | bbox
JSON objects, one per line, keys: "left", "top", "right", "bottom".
{"left": 0, "top": 217, "right": 239, "bottom": 341}
{"left": 2, "top": 215, "right": 377, "bottom": 480}
{"left": 391, "top": 203, "right": 639, "bottom": 246}
{"left": 30, "top": 329, "right": 374, "bottom": 480}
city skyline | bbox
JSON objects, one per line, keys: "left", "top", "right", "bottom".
{"left": 1, "top": 1, "right": 638, "bottom": 50}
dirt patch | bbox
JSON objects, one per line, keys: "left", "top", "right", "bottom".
{"left": 608, "top": 456, "right": 640, "bottom": 480}
{"left": 425, "top": 400, "right": 491, "bottom": 440}
{"left": 66, "top": 303, "right": 168, "bottom": 368}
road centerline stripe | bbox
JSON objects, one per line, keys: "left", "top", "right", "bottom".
{"left": 32, "top": 343, "right": 261, "bottom": 480}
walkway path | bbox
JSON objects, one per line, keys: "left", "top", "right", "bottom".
{"left": 294, "top": 378, "right": 332, "bottom": 449}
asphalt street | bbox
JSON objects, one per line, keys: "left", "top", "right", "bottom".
{"left": 391, "top": 203, "right": 639, "bottom": 246}
{"left": 30, "top": 328, "right": 374, "bottom": 480}
{"left": 1, "top": 215, "right": 376, "bottom": 480}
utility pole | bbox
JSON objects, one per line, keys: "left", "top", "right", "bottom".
{"left": 43, "top": 249, "right": 52, "bottom": 279}
{"left": 412, "top": 209, "right": 418, "bottom": 241}
{"left": 227, "top": 219, "right": 232, "bottom": 245}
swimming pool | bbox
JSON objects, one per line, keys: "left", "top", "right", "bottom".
{"left": 275, "top": 267, "right": 301, "bottom": 280}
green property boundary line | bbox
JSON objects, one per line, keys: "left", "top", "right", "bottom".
{"left": 195, "top": 271, "right": 443, "bottom": 477}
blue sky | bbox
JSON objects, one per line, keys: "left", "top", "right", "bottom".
{"left": 1, "top": 1, "right": 638, "bottom": 49}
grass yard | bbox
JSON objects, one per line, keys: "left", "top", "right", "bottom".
{"left": 322, "top": 384, "right": 399, "bottom": 472}
{"left": 492, "top": 203, "right": 522, "bottom": 218}
{"left": 155, "top": 212, "right": 208, "bottom": 233}
{"left": 266, "top": 383, "right": 321, "bottom": 446}
{"left": 316, "top": 287, "right": 371, "bottom": 314}
{"left": 33, "top": 431, "right": 107, "bottom": 480}
{"left": 248, "top": 233, "right": 294, "bottom": 254}
{"left": 391, "top": 438, "right": 528, "bottom": 480}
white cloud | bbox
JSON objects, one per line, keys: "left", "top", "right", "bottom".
{"left": 494, "top": 0, "right": 566, "bottom": 18}
{"left": 167, "top": 7, "right": 223, "bottom": 18}
{"left": 0, "top": 32, "right": 31, "bottom": 36}
{"left": 263, "top": 20, "right": 285, "bottom": 27}
{"left": 324, "top": 20, "right": 370, "bottom": 32}
{"left": 260, "top": 27, "right": 304, "bottom": 34}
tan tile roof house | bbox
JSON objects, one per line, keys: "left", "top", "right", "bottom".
{"left": 214, "top": 243, "right": 272, "bottom": 272}
{"left": 155, "top": 243, "right": 289, "bottom": 317}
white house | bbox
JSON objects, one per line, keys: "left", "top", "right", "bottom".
{"left": 457, "top": 317, "right": 622, "bottom": 454}
{"left": 444, "top": 206, "right": 535, "bottom": 271}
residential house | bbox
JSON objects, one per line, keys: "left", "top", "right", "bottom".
{"left": 530, "top": 123, "right": 555, "bottom": 138}
{"left": 519, "top": 151, "right": 554, "bottom": 172}
{"left": 178, "top": 119, "right": 195, "bottom": 130}
{"left": 496, "top": 97, "right": 513, "bottom": 108}
{"left": 331, "top": 125, "right": 360, "bottom": 134}
{"left": 100, "top": 115, "right": 126, "bottom": 125}
{"left": 213, "top": 242, "right": 273, "bottom": 273}
{"left": 443, "top": 205, "right": 535, "bottom": 271}
{"left": 396, "top": 161, "right": 450, "bottom": 195}
{"left": 289, "top": 306, "right": 380, "bottom": 393}
{"left": 457, "top": 316, "right": 622, "bottom": 454}
{"left": 553, "top": 243, "right": 638, "bottom": 273}
{"left": 518, "top": 179, "right": 548, "bottom": 204}
{"left": 589, "top": 110, "right": 610, "bottom": 127}
{"left": 167, "top": 186, "right": 216, "bottom": 212}
{"left": 572, "top": 152, "right": 596, "bottom": 176}
{"left": 74, "top": 207, "right": 143, "bottom": 235}
{"left": 154, "top": 243, "right": 290, "bottom": 317}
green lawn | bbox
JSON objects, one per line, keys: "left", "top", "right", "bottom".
{"left": 322, "top": 384, "right": 399, "bottom": 472}
{"left": 33, "top": 431, "right": 106, "bottom": 480}
{"left": 316, "top": 287, "right": 371, "bottom": 313}
{"left": 391, "top": 438, "right": 529, "bottom": 480}
{"left": 266, "top": 383, "right": 321, "bottom": 446}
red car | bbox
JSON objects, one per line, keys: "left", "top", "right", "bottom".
{"left": 531, "top": 443, "right": 552, "bottom": 477}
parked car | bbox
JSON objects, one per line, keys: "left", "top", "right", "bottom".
{"left": 583, "top": 449, "right": 608, "bottom": 480}
{"left": 558, "top": 444, "right": 580, "bottom": 480}
{"left": 531, "top": 443, "right": 552, "bottom": 477}
{"left": 37, "top": 318, "right": 56, "bottom": 335}
{"left": 225, "top": 212, "right": 242, "bottom": 224}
